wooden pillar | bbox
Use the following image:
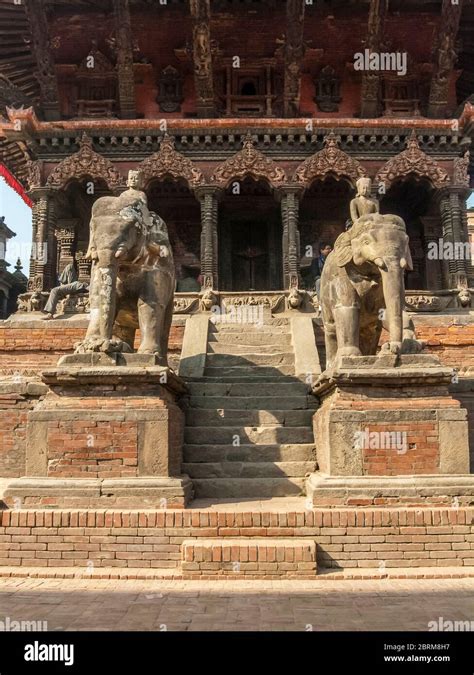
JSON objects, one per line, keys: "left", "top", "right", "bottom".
{"left": 427, "top": 0, "right": 464, "bottom": 118}
{"left": 360, "top": 0, "right": 387, "bottom": 119}
{"left": 196, "top": 185, "right": 220, "bottom": 289}
{"left": 437, "top": 186, "right": 471, "bottom": 289}
{"left": 283, "top": 0, "right": 306, "bottom": 118}
{"left": 113, "top": 0, "right": 137, "bottom": 119}
{"left": 189, "top": 0, "right": 215, "bottom": 118}
{"left": 27, "top": 188, "right": 58, "bottom": 292}
{"left": 279, "top": 185, "right": 302, "bottom": 289}
{"left": 24, "top": 0, "right": 60, "bottom": 121}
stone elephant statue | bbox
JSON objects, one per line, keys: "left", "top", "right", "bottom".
{"left": 75, "top": 179, "right": 175, "bottom": 366}
{"left": 320, "top": 212, "right": 423, "bottom": 370}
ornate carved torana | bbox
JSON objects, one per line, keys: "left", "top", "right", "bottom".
{"left": 293, "top": 132, "right": 367, "bottom": 187}
{"left": 23, "top": 0, "right": 60, "bottom": 121}
{"left": 283, "top": 0, "right": 306, "bottom": 117}
{"left": 210, "top": 134, "right": 287, "bottom": 188}
{"left": 46, "top": 134, "right": 124, "bottom": 191}
{"left": 427, "top": 0, "right": 464, "bottom": 119}
{"left": 189, "top": 0, "right": 215, "bottom": 118}
{"left": 360, "top": 0, "right": 388, "bottom": 118}
{"left": 112, "top": 0, "right": 137, "bottom": 119}
{"left": 375, "top": 131, "right": 450, "bottom": 190}
{"left": 138, "top": 134, "right": 204, "bottom": 188}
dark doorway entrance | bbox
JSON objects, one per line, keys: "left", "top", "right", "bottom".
{"left": 218, "top": 177, "right": 282, "bottom": 291}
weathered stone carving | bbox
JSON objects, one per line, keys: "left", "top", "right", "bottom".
{"left": 199, "top": 289, "right": 218, "bottom": 311}
{"left": 138, "top": 134, "right": 204, "bottom": 188}
{"left": 320, "top": 213, "right": 423, "bottom": 370}
{"left": 404, "top": 294, "right": 443, "bottom": 312}
{"left": 349, "top": 176, "right": 379, "bottom": 223}
{"left": 174, "top": 296, "right": 200, "bottom": 314}
{"left": 211, "top": 134, "right": 287, "bottom": 188}
{"left": 293, "top": 133, "right": 366, "bottom": 187}
{"left": 375, "top": 131, "right": 450, "bottom": 189}
{"left": 75, "top": 171, "right": 175, "bottom": 365}
{"left": 46, "top": 134, "right": 124, "bottom": 190}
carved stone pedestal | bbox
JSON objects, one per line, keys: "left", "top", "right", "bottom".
{"left": 4, "top": 354, "right": 193, "bottom": 508}
{"left": 306, "top": 355, "right": 473, "bottom": 506}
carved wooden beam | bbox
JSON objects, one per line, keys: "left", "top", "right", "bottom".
{"left": 427, "top": 0, "right": 464, "bottom": 119}
{"left": 189, "top": 0, "right": 215, "bottom": 118}
{"left": 23, "top": 0, "right": 60, "bottom": 121}
{"left": 360, "top": 0, "right": 387, "bottom": 119}
{"left": 113, "top": 0, "right": 137, "bottom": 119}
{"left": 283, "top": 0, "right": 306, "bottom": 118}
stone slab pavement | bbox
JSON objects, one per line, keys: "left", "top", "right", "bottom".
{"left": 0, "top": 576, "right": 472, "bottom": 631}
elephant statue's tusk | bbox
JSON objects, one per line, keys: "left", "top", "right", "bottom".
{"left": 374, "top": 257, "right": 385, "bottom": 269}
{"left": 400, "top": 258, "right": 407, "bottom": 269}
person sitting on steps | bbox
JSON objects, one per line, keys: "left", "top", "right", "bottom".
{"left": 42, "top": 259, "right": 89, "bottom": 320}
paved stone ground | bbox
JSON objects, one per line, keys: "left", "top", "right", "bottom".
{"left": 0, "top": 577, "right": 472, "bottom": 631}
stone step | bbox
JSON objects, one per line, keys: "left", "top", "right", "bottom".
{"left": 186, "top": 375, "right": 297, "bottom": 383}
{"left": 190, "top": 477, "right": 305, "bottom": 498}
{"left": 183, "top": 443, "right": 316, "bottom": 463}
{"left": 186, "top": 381, "right": 308, "bottom": 397}
{"left": 182, "top": 461, "right": 316, "bottom": 479}
{"left": 206, "top": 352, "right": 294, "bottom": 367}
{"left": 184, "top": 426, "right": 314, "bottom": 444}
{"left": 204, "top": 366, "right": 295, "bottom": 377}
{"left": 181, "top": 538, "right": 317, "bottom": 577}
{"left": 207, "top": 342, "right": 292, "bottom": 355}
{"left": 185, "top": 408, "right": 314, "bottom": 427}
{"left": 188, "top": 395, "right": 318, "bottom": 410}
{"left": 208, "top": 332, "right": 292, "bottom": 346}
{"left": 210, "top": 323, "right": 289, "bottom": 334}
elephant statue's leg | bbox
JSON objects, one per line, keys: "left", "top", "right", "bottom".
{"left": 324, "top": 321, "right": 338, "bottom": 370}
{"left": 159, "top": 297, "right": 174, "bottom": 367}
{"left": 137, "top": 269, "right": 174, "bottom": 363}
{"left": 334, "top": 305, "right": 362, "bottom": 359}
{"left": 84, "top": 262, "right": 101, "bottom": 340}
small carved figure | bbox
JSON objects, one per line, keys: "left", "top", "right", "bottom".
{"left": 349, "top": 177, "right": 379, "bottom": 225}
{"left": 199, "top": 289, "right": 218, "bottom": 312}
{"left": 287, "top": 287, "right": 304, "bottom": 309}
{"left": 457, "top": 289, "right": 471, "bottom": 308}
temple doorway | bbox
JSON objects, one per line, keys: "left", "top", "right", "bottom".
{"left": 299, "top": 176, "right": 353, "bottom": 289}
{"left": 218, "top": 177, "right": 282, "bottom": 291}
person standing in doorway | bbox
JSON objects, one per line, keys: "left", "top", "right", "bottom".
{"left": 310, "top": 242, "right": 332, "bottom": 296}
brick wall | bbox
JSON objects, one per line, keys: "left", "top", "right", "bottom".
{"left": 361, "top": 422, "right": 439, "bottom": 475}
{"left": 0, "top": 508, "right": 472, "bottom": 575}
{"left": 0, "top": 322, "right": 185, "bottom": 374}
{"left": 48, "top": 420, "right": 139, "bottom": 479}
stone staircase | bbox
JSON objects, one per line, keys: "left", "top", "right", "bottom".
{"left": 182, "top": 318, "right": 318, "bottom": 498}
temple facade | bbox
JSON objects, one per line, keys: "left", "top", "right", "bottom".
{"left": 0, "top": 0, "right": 472, "bottom": 316}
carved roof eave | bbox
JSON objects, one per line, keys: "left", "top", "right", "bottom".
{"left": 375, "top": 131, "right": 451, "bottom": 190}
{"left": 137, "top": 134, "right": 204, "bottom": 189}
{"left": 210, "top": 135, "right": 287, "bottom": 188}
{"left": 45, "top": 134, "right": 124, "bottom": 190}
{"left": 293, "top": 132, "right": 367, "bottom": 187}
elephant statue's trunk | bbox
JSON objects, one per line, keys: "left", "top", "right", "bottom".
{"left": 96, "top": 251, "right": 118, "bottom": 341}
{"left": 380, "top": 260, "right": 405, "bottom": 352}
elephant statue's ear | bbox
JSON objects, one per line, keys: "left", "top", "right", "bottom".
{"left": 333, "top": 231, "right": 353, "bottom": 267}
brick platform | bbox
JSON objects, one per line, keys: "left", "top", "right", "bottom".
{"left": 181, "top": 538, "right": 317, "bottom": 578}
{"left": 0, "top": 505, "right": 472, "bottom": 576}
